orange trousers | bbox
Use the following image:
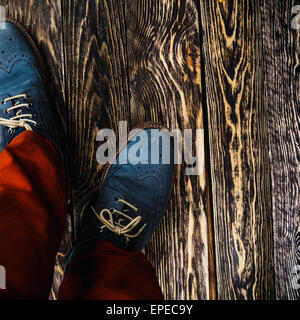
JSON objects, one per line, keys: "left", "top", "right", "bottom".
{"left": 0, "top": 131, "right": 163, "bottom": 300}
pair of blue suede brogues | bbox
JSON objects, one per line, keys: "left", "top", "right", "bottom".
{"left": 0, "top": 18, "right": 175, "bottom": 261}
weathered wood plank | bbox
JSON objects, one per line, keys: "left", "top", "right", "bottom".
{"left": 126, "top": 0, "right": 211, "bottom": 299}
{"left": 261, "top": 0, "right": 300, "bottom": 300}
{"left": 199, "top": 0, "right": 275, "bottom": 299}
{"left": 61, "top": 0, "right": 131, "bottom": 296}
{"left": 0, "top": 0, "right": 68, "bottom": 300}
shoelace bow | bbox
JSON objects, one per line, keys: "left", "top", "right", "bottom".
{"left": 0, "top": 94, "right": 38, "bottom": 132}
{"left": 92, "top": 198, "right": 147, "bottom": 242}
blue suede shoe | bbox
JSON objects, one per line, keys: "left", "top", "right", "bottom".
{"left": 0, "top": 18, "right": 61, "bottom": 155}
{"left": 68, "top": 123, "right": 175, "bottom": 263}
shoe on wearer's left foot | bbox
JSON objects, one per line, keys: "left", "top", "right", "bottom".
{"left": 0, "top": 18, "right": 62, "bottom": 155}
{"left": 67, "top": 123, "right": 175, "bottom": 264}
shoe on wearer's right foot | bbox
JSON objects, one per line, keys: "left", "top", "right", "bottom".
{"left": 68, "top": 123, "right": 175, "bottom": 262}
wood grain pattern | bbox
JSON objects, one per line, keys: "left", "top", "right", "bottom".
{"left": 261, "top": 0, "right": 300, "bottom": 300}
{"left": 199, "top": 0, "right": 275, "bottom": 299}
{"left": 62, "top": 0, "right": 211, "bottom": 300}
{"left": 126, "top": 0, "right": 211, "bottom": 299}
{"left": 2, "top": 0, "right": 299, "bottom": 301}
{"left": 61, "top": 0, "right": 131, "bottom": 299}
{"left": 62, "top": 0, "right": 130, "bottom": 236}
{"left": 4, "top": 0, "right": 211, "bottom": 300}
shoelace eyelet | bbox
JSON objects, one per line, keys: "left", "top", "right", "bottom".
{"left": 0, "top": 94, "right": 36, "bottom": 131}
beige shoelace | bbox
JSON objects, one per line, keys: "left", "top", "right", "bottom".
{"left": 92, "top": 198, "right": 147, "bottom": 242}
{"left": 0, "top": 94, "right": 37, "bottom": 132}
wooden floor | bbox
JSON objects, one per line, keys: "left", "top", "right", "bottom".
{"left": 1, "top": 0, "right": 299, "bottom": 300}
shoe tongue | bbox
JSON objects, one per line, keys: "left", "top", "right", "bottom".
{"left": 99, "top": 187, "right": 124, "bottom": 210}
{"left": 111, "top": 200, "right": 140, "bottom": 227}
{"left": 113, "top": 199, "right": 126, "bottom": 212}
{"left": 113, "top": 211, "right": 131, "bottom": 227}
{"left": 113, "top": 203, "right": 138, "bottom": 222}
